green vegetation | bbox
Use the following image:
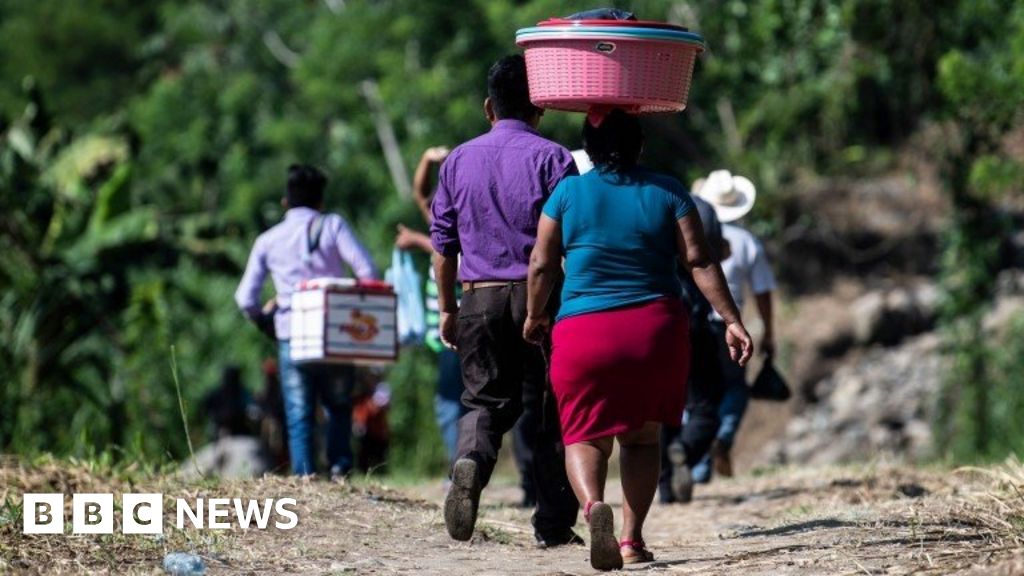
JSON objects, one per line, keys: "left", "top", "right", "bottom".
{"left": 933, "top": 2, "right": 1024, "bottom": 461}
{"left": 1, "top": 0, "right": 1022, "bottom": 472}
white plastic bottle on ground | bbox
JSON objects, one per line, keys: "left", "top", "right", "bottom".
{"left": 162, "top": 552, "right": 206, "bottom": 576}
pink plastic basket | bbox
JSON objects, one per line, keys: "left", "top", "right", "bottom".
{"left": 516, "top": 21, "right": 705, "bottom": 114}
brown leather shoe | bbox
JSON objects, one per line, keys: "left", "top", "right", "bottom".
{"left": 711, "top": 440, "right": 734, "bottom": 478}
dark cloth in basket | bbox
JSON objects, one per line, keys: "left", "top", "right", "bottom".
{"left": 565, "top": 8, "right": 636, "bottom": 21}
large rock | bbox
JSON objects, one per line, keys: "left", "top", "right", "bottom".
{"left": 850, "top": 283, "right": 940, "bottom": 346}
{"left": 987, "top": 269, "right": 1024, "bottom": 333}
{"left": 765, "top": 333, "right": 946, "bottom": 465}
{"left": 764, "top": 278, "right": 1024, "bottom": 466}
{"left": 850, "top": 291, "right": 886, "bottom": 344}
{"left": 179, "top": 436, "right": 271, "bottom": 480}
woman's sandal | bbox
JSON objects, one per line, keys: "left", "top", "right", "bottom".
{"left": 620, "top": 540, "right": 656, "bottom": 564}
{"left": 585, "top": 501, "right": 623, "bottom": 571}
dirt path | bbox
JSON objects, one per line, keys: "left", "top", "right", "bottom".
{"left": 201, "top": 468, "right": 1024, "bottom": 574}
{"left": 2, "top": 461, "right": 1022, "bottom": 574}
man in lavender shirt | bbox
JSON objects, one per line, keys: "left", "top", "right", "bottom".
{"left": 432, "top": 55, "right": 580, "bottom": 546}
{"left": 235, "top": 164, "right": 378, "bottom": 477}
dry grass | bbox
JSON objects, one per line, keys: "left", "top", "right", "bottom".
{"left": 2, "top": 455, "right": 1024, "bottom": 575}
{"left": 954, "top": 457, "right": 1024, "bottom": 546}
{"left": 0, "top": 454, "right": 402, "bottom": 574}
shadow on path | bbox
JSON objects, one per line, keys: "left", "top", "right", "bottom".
{"left": 731, "top": 518, "right": 853, "bottom": 538}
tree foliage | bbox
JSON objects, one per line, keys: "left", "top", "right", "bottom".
{"left": 932, "top": 1, "right": 1024, "bottom": 461}
{"left": 1, "top": 0, "right": 1021, "bottom": 470}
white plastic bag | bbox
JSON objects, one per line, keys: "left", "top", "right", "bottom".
{"left": 386, "top": 248, "right": 426, "bottom": 346}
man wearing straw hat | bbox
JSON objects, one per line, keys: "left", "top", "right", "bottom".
{"left": 430, "top": 54, "right": 580, "bottom": 546}
{"left": 691, "top": 169, "right": 777, "bottom": 481}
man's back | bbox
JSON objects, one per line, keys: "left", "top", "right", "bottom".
{"left": 720, "top": 223, "right": 775, "bottom": 311}
{"left": 235, "top": 206, "right": 377, "bottom": 339}
{"left": 430, "top": 119, "right": 577, "bottom": 281}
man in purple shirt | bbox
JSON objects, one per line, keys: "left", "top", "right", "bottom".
{"left": 431, "top": 55, "right": 580, "bottom": 546}
{"left": 236, "top": 164, "right": 378, "bottom": 477}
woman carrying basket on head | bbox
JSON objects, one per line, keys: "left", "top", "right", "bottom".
{"left": 524, "top": 110, "right": 752, "bottom": 570}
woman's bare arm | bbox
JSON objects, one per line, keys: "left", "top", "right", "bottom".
{"left": 413, "top": 147, "right": 449, "bottom": 223}
{"left": 395, "top": 224, "right": 434, "bottom": 253}
{"left": 676, "top": 212, "right": 753, "bottom": 365}
{"left": 524, "top": 215, "right": 563, "bottom": 344}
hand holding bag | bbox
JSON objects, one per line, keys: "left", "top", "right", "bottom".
{"left": 750, "top": 360, "right": 791, "bottom": 402}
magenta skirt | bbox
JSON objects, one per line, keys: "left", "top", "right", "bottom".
{"left": 550, "top": 297, "right": 690, "bottom": 445}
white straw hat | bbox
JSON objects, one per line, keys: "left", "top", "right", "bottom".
{"left": 695, "top": 169, "right": 756, "bottom": 223}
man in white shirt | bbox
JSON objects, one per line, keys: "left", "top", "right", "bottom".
{"left": 693, "top": 170, "right": 777, "bottom": 480}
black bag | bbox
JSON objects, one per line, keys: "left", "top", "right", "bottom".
{"left": 254, "top": 310, "right": 277, "bottom": 340}
{"left": 750, "top": 361, "right": 791, "bottom": 401}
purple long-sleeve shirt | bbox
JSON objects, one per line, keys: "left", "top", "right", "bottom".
{"left": 430, "top": 119, "right": 578, "bottom": 281}
{"left": 235, "top": 206, "right": 379, "bottom": 339}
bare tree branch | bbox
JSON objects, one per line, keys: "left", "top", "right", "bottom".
{"left": 323, "top": 0, "right": 345, "bottom": 14}
{"left": 360, "top": 80, "right": 412, "bottom": 199}
{"left": 263, "top": 30, "right": 300, "bottom": 69}
{"left": 716, "top": 96, "right": 743, "bottom": 155}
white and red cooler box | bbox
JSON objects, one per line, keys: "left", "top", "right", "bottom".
{"left": 289, "top": 278, "right": 398, "bottom": 366}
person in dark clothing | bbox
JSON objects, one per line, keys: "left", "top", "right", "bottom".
{"left": 431, "top": 54, "right": 581, "bottom": 547}
{"left": 352, "top": 370, "right": 391, "bottom": 474}
{"left": 256, "top": 358, "right": 289, "bottom": 472}
{"left": 204, "top": 365, "right": 255, "bottom": 439}
{"left": 513, "top": 411, "right": 539, "bottom": 508}
{"left": 659, "top": 196, "right": 729, "bottom": 504}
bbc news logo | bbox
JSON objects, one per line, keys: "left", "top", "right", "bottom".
{"left": 22, "top": 494, "right": 299, "bottom": 534}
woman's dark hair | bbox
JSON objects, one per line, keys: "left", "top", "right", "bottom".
{"left": 487, "top": 54, "right": 540, "bottom": 121}
{"left": 582, "top": 109, "right": 644, "bottom": 172}
{"left": 286, "top": 164, "right": 327, "bottom": 208}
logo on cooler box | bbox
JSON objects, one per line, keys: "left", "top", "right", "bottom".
{"left": 340, "top": 309, "right": 380, "bottom": 342}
